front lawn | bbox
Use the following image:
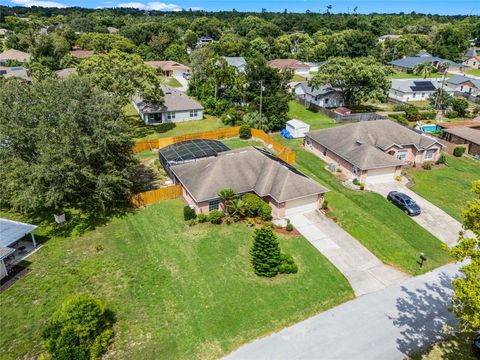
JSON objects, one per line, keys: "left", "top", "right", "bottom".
{"left": 405, "top": 155, "right": 480, "bottom": 222}
{"left": 291, "top": 74, "right": 306, "bottom": 82}
{"left": 389, "top": 71, "right": 452, "bottom": 79}
{"left": 0, "top": 201, "right": 353, "bottom": 360}
{"left": 287, "top": 101, "right": 337, "bottom": 130}
{"left": 467, "top": 68, "right": 480, "bottom": 76}
{"left": 164, "top": 76, "right": 183, "bottom": 88}
{"left": 125, "top": 103, "right": 228, "bottom": 140}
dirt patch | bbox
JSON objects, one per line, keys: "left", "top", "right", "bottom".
{"left": 274, "top": 226, "right": 301, "bottom": 236}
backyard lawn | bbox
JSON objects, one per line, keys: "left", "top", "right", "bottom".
{"left": 466, "top": 68, "right": 480, "bottom": 77}
{"left": 0, "top": 201, "right": 353, "bottom": 360}
{"left": 164, "top": 76, "right": 183, "bottom": 88}
{"left": 287, "top": 101, "right": 337, "bottom": 130}
{"left": 405, "top": 155, "right": 480, "bottom": 222}
{"left": 389, "top": 71, "right": 453, "bottom": 79}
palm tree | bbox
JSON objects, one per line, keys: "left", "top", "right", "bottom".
{"left": 413, "top": 61, "right": 436, "bottom": 79}
{"left": 217, "top": 188, "right": 238, "bottom": 215}
{"left": 227, "top": 198, "right": 245, "bottom": 218}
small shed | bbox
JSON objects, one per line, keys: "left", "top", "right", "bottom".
{"left": 286, "top": 119, "right": 310, "bottom": 138}
{"left": 335, "top": 107, "right": 352, "bottom": 116}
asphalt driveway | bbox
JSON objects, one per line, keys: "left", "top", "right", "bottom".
{"left": 288, "top": 211, "right": 410, "bottom": 297}
{"left": 367, "top": 182, "right": 462, "bottom": 247}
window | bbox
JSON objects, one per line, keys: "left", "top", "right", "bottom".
{"left": 323, "top": 147, "right": 327, "bottom": 156}
{"left": 190, "top": 109, "right": 198, "bottom": 117}
{"left": 412, "top": 93, "right": 416, "bottom": 98}
{"left": 352, "top": 166, "right": 359, "bottom": 175}
{"left": 460, "top": 85, "right": 464, "bottom": 91}
{"left": 425, "top": 149, "right": 436, "bottom": 160}
{"left": 167, "top": 112, "right": 176, "bottom": 120}
{"left": 324, "top": 98, "right": 329, "bottom": 105}
{"left": 396, "top": 150, "right": 407, "bottom": 161}
{"left": 209, "top": 199, "right": 220, "bottom": 211}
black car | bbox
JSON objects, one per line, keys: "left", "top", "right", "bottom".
{"left": 387, "top": 191, "right": 421, "bottom": 216}
{"left": 473, "top": 334, "right": 480, "bottom": 358}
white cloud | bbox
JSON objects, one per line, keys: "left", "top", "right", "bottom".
{"left": 11, "top": 0, "right": 67, "bottom": 7}
{"left": 116, "top": 1, "right": 183, "bottom": 11}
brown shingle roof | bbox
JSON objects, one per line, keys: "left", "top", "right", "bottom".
{"left": 145, "top": 60, "right": 190, "bottom": 72}
{"left": 443, "top": 127, "right": 480, "bottom": 146}
{"left": 0, "top": 49, "right": 31, "bottom": 62}
{"left": 69, "top": 50, "right": 94, "bottom": 59}
{"left": 268, "top": 59, "right": 310, "bottom": 70}
{"left": 132, "top": 85, "right": 203, "bottom": 113}
{"left": 171, "top": 147, "right": 328, "bottom": 203}
{"left": 438, "top": 120, "right": 480, "bottom": 129}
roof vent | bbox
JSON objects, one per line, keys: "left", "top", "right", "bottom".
{"left": 356, "top": 139, "right": 364, "bottom": 145}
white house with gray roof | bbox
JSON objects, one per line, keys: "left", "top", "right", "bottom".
{"left": 446, "top": 75, "right": 480, "bottom": 96}
{"left": 132, "top": 85, "right": 203, "bottom": 125}
{"left": 305, "top": 120, "right": 444, "bottom": 184}
{"left": 389, "top": 52, "right": 464, "bottom": 73}
{"left": 293, "top": 81, "right": 343, "bottom": 107}
{"left": 389, "top": 79, "right": 454, "bottom": 102}
{"left": 222, "top": 56, "right": 246, "bottom": 72}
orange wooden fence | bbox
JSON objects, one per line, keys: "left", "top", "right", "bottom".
{"left": 131, "top": 185, "right": 183, "bottom": 207}
{"left": 251, "top": 129, "right": 296, "bottom": 164}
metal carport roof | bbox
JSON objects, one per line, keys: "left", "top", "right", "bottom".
{"left": 0, "top": 218, "right": 37, "bottom": 248}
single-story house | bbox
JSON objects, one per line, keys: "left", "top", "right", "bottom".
{"left": 223, "top": 56, "right": 246, "bottom": 72}
{"left": 268, "top": 59, "right": 311, "bottom": 75}
{"left": 107, "top": 26, "right": 119, "bottom": 34}
{"left": 55, "top": 67, "right": 77, "bottom": 79}
{"left": 145, "top": 60, "right": 190, "bottom": 77}
{"left": 462, "top": 47, "right": 480, "bottom": 69}
{"left": 69, "top": 50, "right": 94, "bottom": 59}
{"left": 389, "top": 79, "right": 454, "bottom": 102}
{"left": 443, "top": 127, "right": 480, "bottom": 156}
{"left": 196, "top": 36, "right": 214, "bottom": 47}
{"left": 0, "top": 66, "right": 31, "bottom": 81}
{"left": 304, "top": 61, "right": 324, "bottom": 73}
{"left": 446, "top": 75, "right": 480, "bottom": 96}
{"left": 0, "top": 49, "right": 31, "bottom": 63}
{"left": 170, "top": 146, "right": 328, "bottom": 218}
{"left": 304, "top": 120, "right": 444, "bottom": 184}
{"left": 378, "top": 34, "right": 401, "bottom": 42}
{"left": 389, "top": 53, "right": 464, "bottom": 73}
{"left": 0, "top": 218, "right": 38, "bottom": 280}
{"left": 132, "top": 85, "right": 203, "bottom": 125}
{"left": 293, "top": 81, "right": 343, "bottom": 107}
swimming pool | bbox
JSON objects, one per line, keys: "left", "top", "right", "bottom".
{"left": 420, "top": 124, "right": 439, "bottom": 132}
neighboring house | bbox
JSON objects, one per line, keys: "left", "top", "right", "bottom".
{"left": 389, "top": 79, "right": 454, "bottom": 102}
{"left": 145, "top": 60, "right": 190, "bottom": 77}
{"left": 69, "top": 50, "right": 94, "bottom": 59}
{"left": 304, "top": 61, "right": 324, "bottom": 73}
{"left": 107, "top": 26, "right": 119, "bottom": 33}
{"left": 268, "top": 59, "right": 311, "bottom": 75}
{"left": 389, "top": 53, "right": 464, "bottom": 73}
{"left": 443, "top": 127, "right": 480, "bottom": 156}
{"left": 304, "top": 120, "right": 444, "bottom": 184}
{"left": 132, "top": 85, "right": 203, "bottom": 125}
{"left": 0, "top": 66, "right": 31, "bottom": 81}
{"left": 293, "top": 81, "right": 343, "bottom": 107}
{"left": 446, "top": 75, "right": 480, "bottom": 96}
{"left": 196, "top": 36, "right": 214, "bottom": 47}
{"left": 378, "top": 34, "right": 401, "bottom": 42}
{"left": 0, "top": 218, "right": 38, "bottom": 280}
{"left": 55, "top": 67, "right": 77, "bottom": 79}
{"left": 222, "top": 56, "right": 246, "bottom": 72}
{"left": 462, "top": 47, "right": 480, "bottom": 69}
{"left": 169, "top": 146, "right": 328, "bottom": 218}
{"left": 0, "top": 49, "right": 31, "bottom": 63}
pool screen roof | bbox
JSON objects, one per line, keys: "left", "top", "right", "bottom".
{"left": 0, "top": 218, "right": 37, "bottom": 248}
{"left": 160, "top": 139, "right": 230, "bottom": 165}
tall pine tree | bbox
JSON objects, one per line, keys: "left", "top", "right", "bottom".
{"left": 250, "top": 226, "right": 281, "bottom": 277}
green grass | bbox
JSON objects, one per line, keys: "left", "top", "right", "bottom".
{"left": 165, "top": 77, "right": 183, "bottom": 88}
{"left": 125, "top": 104, "right": 228, "bottom": 141}
{"left": 388, "top": 71, "right": 453, "bottom": 79}
{"left": 405, "top": 156, "right": 480, "bottom": 222}
{"left": 408, "top": 332, "right": 477, "bottom": 360}
{"left": 287, "top": 101, "right": 337, "bottom": 130}
{"left": 0, "top": 201, "right": 353, "bottom": 360}
{"left": 271, "top": 136, "right": 451, "bottom": 275}
{"left": 466, "top": 68, "right": 480, "bottom": 76}
{"left": 221, "top": 137, "right": 264, "bottom": 150}
{"left": 291, "top": 74, "right": 307, "bottom": 82}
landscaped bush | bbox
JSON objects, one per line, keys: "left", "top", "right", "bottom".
{"left": 453, "top": 146, "right": 466, "bottom": 157}
{"left": 242, "top": 193, "right": 265, "bottom": 217}
{"left": 208, "top": 210, "right": 224, "bottom": 224}
{"left": 353, "top": 178, "right": 360, "bottom": 186}
{"left": 278, "top": 253, "right": 298, "bottom": 274}
{"left": 321, "top": 200, "right": 329, "bottom": 210}
{"left": 42, "top": 294, "right": 114, "bottom": 360}
{"left": 250, "top": 226, "right": 281, "bottom": 277}
{"left": 389, "top": 114, "right": 408, "bottom": 124}
{"left": 258, "top": 203, "right": 272, "bottom": 221}
{"left": 422, "top": 161, "right": 433, "bottom": 170}
{"left": 222, "top": 109, "right": 243, "bottom": 126}
{"left": 360, "top": 183, "right": 365, "bottom": 191}
{"left": 183, "top": 206, "right": 197, "bottom": 221}
{"left": 188, "top": 219, "right": 197, "bottom": 226}
{"left": 420, "top": 112, "right": 437, "bottom": 120}
{"left": 239, "top": 123, "right": 252, "bottom": 139}
{"left": 437, "top": 153, "right": 447, "bottom": 165}
{"left": 197, "top": 213, "right": 208, "bottom": 223}
{"left": 395, "top": 175, "right": 403, "bottom": 182}
{"left": 286, "top": 223, "right": 293, "bottom": 232}
{"left": 446, "top": 111, "right": 458, "bottom": 119}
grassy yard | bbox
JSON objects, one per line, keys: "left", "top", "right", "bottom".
{"left": 271, "top": 136, "right": 451, "bottom": 275}
{"left": 221, "top": 137, "right": 264, "bottom": 150}
{"left": 405, "top": 155, "right": 480, "bottom": 222}
{"left": 291, "top": 74, "right": 306, "bottom": 82}
{"left": 287, "top": 101, "right": 337, "bottom": 130}
{"left": 466, "top": 68, "right": 480, "bottom": 76}
{"left": 164, "top": 77, "right": 183, "bottom": 88}
{"left": 389, "top": 71, "right": 453, "bottom": 79}
{"left": 0, "top": 201, "right": 353, "bottom": 360}
{"left": 125, "top": 103, "right": 228, "bottom": 140}
{"left": 408, "top": 332, "right": 477, "bottom": 360}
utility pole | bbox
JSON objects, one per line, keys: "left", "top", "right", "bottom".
{"left": 259, "top": 79, "right": 263, "bottom": 129}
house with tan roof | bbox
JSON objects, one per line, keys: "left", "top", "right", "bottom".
{"left": 0, "top": 49, "right": 31, "bottom": 64}
{"left": 145, "top": 60, "right": 191, "bottom": 77}
{"left": 69, "top": 50, "right": 94, "bottom": 59}
{"left": 268, "top": 59, "right": 311, "bottom": 75}
{"left": 463, "top": 47, "right": 480, "bottom": 69}
{"left": 132, "top": 85, "right": 203, "bottom": 125}
{"left": 169, "top": 146, "right": 328, "bottom": 218}
{"left": 305, "top": 120, "right": 444, "bottom": 184}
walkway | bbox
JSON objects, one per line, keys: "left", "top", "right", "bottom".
{"left": 288, "top": 211, "right": 410, "bottom": 297}
{"left": 225, "top": 262, "right": 461, "bottom": 360}
{"left": 173, "top": 75, "right": 189, "bottom": 92}
{"left": 367, "top": 182, "right": 461, "bottom": 247}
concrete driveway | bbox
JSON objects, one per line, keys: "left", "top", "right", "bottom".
{"left": 367, "top": 182, "right": 461, "bottom": 247}
{"left": 288, "top": 211, "right": 410, "bottom": 297}
{"left": 225, "top": 262, "right": 461, "bottom": 360}
{"left": 173, "top": 75, "right": 188, "bottom": 92}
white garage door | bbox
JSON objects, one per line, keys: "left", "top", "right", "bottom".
{"left": 285, "top": 195, "right": 318, "bottom": 216}
{"left": 366, "top": 167, "right": 396, "bottom": 184}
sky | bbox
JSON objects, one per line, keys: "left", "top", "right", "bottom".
{"left": 3, "top": 0, "right": 479, "bottom": 16}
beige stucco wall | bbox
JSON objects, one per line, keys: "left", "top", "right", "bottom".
{"left": 386, "top": 144, "right": 442, "bottom": 164}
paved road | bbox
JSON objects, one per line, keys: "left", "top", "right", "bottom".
{"left": 288, "top": 211, "right": 410, "bottom": 297}
{"left": 225, "top": 263, "right": 461, "bottom": 360}
{"left": 367, "top": 182, "right": 461, "bottom": 247}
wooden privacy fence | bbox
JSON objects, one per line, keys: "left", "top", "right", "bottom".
{"left": 131, "top": 185, "right": 182, "bottom": 207}
{"left": 250, "top": 128, "right": 296, "bottom": 164}
{"left": 133, "top": 127, "right": 241, "bottom": 153}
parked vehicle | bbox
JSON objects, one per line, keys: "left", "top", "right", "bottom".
{"left": 387, "top": 191, "right": 421, "bottom": 216}
{"left": 473, "top": 334, "right": 480, "bottom": 358}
